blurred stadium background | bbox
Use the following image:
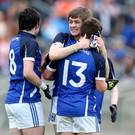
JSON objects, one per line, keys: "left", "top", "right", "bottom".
{"left": 0, "top": 0, "right": 135, "bottom": 135}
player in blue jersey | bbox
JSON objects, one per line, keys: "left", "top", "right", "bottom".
{"left": 42, "top": 7, "right": 118, "bottom": 135}
{"left": 5, "top": 8, "right": 51, "bottom": 135}
{"left": 48, "top": 17, "right": 114, "bottom": 135}
{"left": 95, "top": 58, "right": 118, "bottom": 125}
{"left": 42, "top": 7, "right": 93, "bottom": 135}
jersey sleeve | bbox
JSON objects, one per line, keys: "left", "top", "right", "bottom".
{"left": 53, "top": 32, "right": 68, "bottom": 44}
{"left": 20, "top": 39, "right": 38, "bottom": 61}
{"left": 92, "top": 51, "right": 106, "bottom": 80}
{"left": 108, "top": 58, "right": 115, "bottom": 79}
{"left": 44, "top": 54, "right": 57, "bottom": 72}
{"left": 46, "top": 61, "right": 57, "bottom": 72}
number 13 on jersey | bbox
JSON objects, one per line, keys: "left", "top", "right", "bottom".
{"left": 62, "top": 59, "right": 87, "bottom": 87}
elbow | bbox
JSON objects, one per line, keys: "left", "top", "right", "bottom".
{"left": 43, "top": 74, "right": 53, "bottom": 80}
{"left": 49, "top": 52, "right": 58, "bottom": 61}
{"left": 42, "top": 70, "right": 54, "bottom": 80}
{"left": 96, "top": 83, "right": 107, "bottom": 93}
{"left": 23, "top": 71, "right": 32, "bottom": 80}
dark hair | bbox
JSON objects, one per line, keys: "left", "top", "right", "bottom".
{"left": 80, "top": 17, "right": 102, "bottom": 39}
{"left": 18, "top": 8, "right": 40, "bottom": 31}
{"left": 68, "top": 7, "right": 92, "bottom": 22}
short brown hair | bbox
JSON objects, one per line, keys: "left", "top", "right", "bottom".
{"left": 68, "top": 7, "right": 92, "bottom": 22}
{"left": 80, "top": 17, "right": 102, "bottom": 39}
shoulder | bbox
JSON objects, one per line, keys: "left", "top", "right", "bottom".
{"left": 53, "top": 32, "right": 70, "bottom": 43}
{"left": 91, "top": 49, "right": 104, "bottom": 60}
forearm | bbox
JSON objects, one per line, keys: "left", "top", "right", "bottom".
{"left": 24, "top": 71, "right": 42, "bottom": 88}
{"left": 111, "top": 86, "right": 118, "bottom": 105}
{"left": 49, "top": 43, "right": 78, "bottom": 60}
{"left": 105, "top": 57, "right": 110, "bottom": 80}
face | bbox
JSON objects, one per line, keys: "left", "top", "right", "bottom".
{"left": 68, "top": 17, "right": 82, "bottom": 38}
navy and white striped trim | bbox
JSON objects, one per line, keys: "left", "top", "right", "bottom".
{"left": 29, "top": 103, "right": 39, "bottom": 127}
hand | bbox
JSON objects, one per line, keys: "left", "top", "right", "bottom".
{"left": 106, "top": 79, "right": 119, "bottom": 90}
{"left": 96, "top": 37, "right": 107, "bottom": 56}
{"left": 110, "top": 104, "right": 117, "bottom": 122}
{"left": 40, "top": 82, "right": 51, "bottom": 99}
{"left": 77, "top": 34, "right": 90, "bottom": 50}
{"left": 42, "top": 85, "right": 51, "bottom": 99}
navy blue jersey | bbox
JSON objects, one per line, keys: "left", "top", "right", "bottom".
{"left": 5, "top": 31, "right": 42, "bottom": 104}
{"left": 52, "top": 33, "right": 106, "bottom": 117}
{"left": 95, "top": 58, "right": 116, "bottom": 123}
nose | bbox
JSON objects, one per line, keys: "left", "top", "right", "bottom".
{"left": 70, "top": 22, "right": 76, "bottom": 27}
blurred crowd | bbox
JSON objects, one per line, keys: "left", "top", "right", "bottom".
{"left": 0, "top": 0, "right": 135, "bottom": 80}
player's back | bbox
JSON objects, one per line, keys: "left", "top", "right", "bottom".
{"left": 56, "top": 35, "right": 106, "bottom": 117}
{"left": 5, "top": 31, "right": 41, "bottom": 104}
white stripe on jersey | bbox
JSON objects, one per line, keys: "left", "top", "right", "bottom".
{"left": 85, "top": 95, "right": 89, "bottom": 116}
{"left": 95, "top": 77, "right": 106, "bottom": 80}
{"left": 30, "top": 88, "right": 38, "bottom": 98}
{"left": 46, "top": 65, "right": 56, "bottom": 72}
{"left": 23, "top": 57, "right": 35, "bottom": 61}
{"left": 19, "top": 81, "right": 25, "bottom": 103}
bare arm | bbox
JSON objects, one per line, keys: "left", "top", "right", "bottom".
{"left": 96, "top": 80, "right": 107, "bottom": 93}
{"left": 111, "top": 86, "right": 118, "bottom": 105}
{"left": 43, "top": 68, "right": 55, "bottom": 80}
{"left": 23, "top": 60, "right": 42, "bottom": 87}
{"left": 49, "top": 35, "right": 90, "bottom": 60}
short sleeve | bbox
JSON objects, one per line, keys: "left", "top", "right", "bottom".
{"left": 20, "top": 39, "right": 38, "bottom": 61}
{"left": 46, "top": 61, "right": 57, "bottom": 72}
{"left": 53, "top": 32, "right": 68, "bottom": 44}
{"left": 108, "top": 58, "right": 115, "bottom": 79}
{"left": 92, "top": 51, "right": 106, "bottom": 80}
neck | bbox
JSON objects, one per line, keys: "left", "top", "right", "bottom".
{"left": 23, "top": 29, "right": 35, "bottom": 35}
{"left": 74, "top": 34, "right": 80, "bottom": 41}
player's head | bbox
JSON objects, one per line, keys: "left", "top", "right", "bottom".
{"left": 68, "top": 7, "right": 92, "bottom": 38}
{"left": 18, "top": 8, "right": 41, "bottom": 34}
{"left": 80, "top": 17, "right": 102, "bottom": 39}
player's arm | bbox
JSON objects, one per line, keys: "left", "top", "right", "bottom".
{"left": 108, "top": 58, "right": 119, "bottom": 122}
{"left": 96, "top": 79, "right": 107, "bottom": 93}
{"left": 43, "top": 61, "right": 57, "bottom": 80}
{"left": 22, "top": 41, "right": 51, "bottom": 99}
{"left": 49, "top": 33, "right": 90, "bottom": 60}
{"left": 97, "top": 37, "right": 109, "bottom": 79}
{"left": 111, "top": 86, "right": 118, "bottom": 105}
{"left": 23, "top": 60, "right": 43, "bottom": 87}
{"left": 94, "top": 53, "right": 108, "bottom": 92}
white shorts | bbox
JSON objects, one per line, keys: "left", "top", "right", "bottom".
{"left": 5, "top": 102, "right": 45, "bottom": 129}
{"left": 56, "top": 115, "right": 100, "bottom": 133}
{"left": 48, "top": 96, "right": 58, "bottom": 124}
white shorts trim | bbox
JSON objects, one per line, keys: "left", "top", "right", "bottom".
{"left": 48, "top": 96, "right": 58, "bottom": 124}
{"left": 5, "top": 102, "right": 45, "bottom": 129}
{"left": 56, "top": 115, "right": 100, "bottom": 133}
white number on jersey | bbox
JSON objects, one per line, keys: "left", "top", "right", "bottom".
{"left": 9, "top": 49, "right": 17, "bottom": 74}
{"left": 62, "top": 59, "right": 87, "bottom": 87}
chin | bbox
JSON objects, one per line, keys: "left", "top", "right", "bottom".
{"left": 71, "top": 32, "right": 79, "bottom": 36}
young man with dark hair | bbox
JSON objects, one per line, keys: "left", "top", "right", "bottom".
{"left": 47, "top": 16, "right": 113, "bottom": 135}
{"left": 43, "top": 7, "right": 118, "bottom": 135}
{"left": 5, "top": 8, "right": 51, "bottom": 135}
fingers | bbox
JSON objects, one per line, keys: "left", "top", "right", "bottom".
{"left": 45, "top": 90, "right": 51, "bottom": 99}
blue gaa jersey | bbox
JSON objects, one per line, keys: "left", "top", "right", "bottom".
{"left": 52, "top": 33, "right": 106, "bottom": 117}
{"left": 5, "top": 31, "right": 42, "bottom": 104}
{"left": 95, "top": 58, "right": 115, "bottom": 123}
